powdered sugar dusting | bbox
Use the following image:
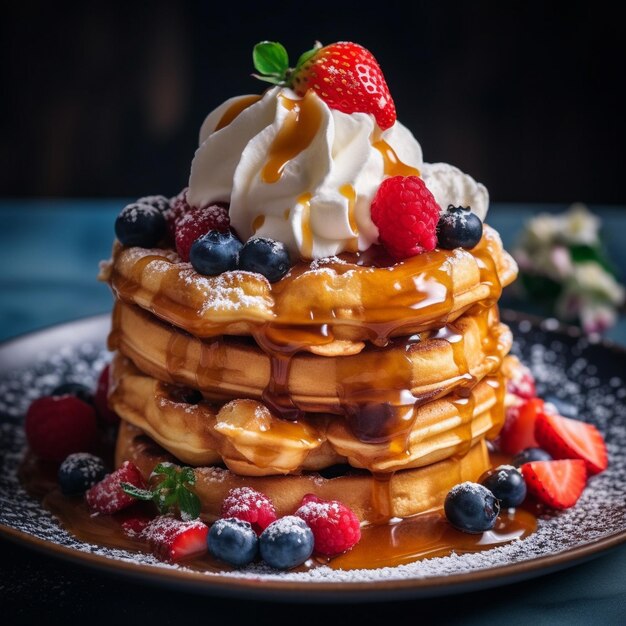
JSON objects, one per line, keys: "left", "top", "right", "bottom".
{"left": 1, "top": 318, "right": 625, "bottom": 587}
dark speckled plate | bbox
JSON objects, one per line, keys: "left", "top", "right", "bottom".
{"left": 0, "top": 312, "right": 625, "bottom": 602}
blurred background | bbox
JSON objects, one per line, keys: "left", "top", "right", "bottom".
{"left": 2, "top": 0, "right": 625, "bottom": 202}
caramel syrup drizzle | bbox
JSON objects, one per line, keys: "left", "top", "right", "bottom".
{"left": 213, "top": 95, "right": 262, "bottom": 132}
{"left": 261, "top": 93, "right": 323, "bottom": 184}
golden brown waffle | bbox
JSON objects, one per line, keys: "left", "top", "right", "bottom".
{"left": 110, "top": 301, "right": 512, "bottom": 412}
{"left": 109, "top": 353, "right": 505, "bottom": 476}
{"left": 115, "top": 420, "right": 491, "bottom": 522}
{"left": 100, "top": 225, "right": 517, "bottom": 349}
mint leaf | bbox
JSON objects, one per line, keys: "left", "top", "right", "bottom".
{"left": 177, "top": 485, "right": 201, "bottom": 520}
{"left": 180, "top": 467, "right": 196, "bottom": 485}
{"left": 120, "top": 483, "right": 153, "bottom": 501}
{"left": 253, "top": 41, "right": 289, "bottom": 78}
{"left": 151, "top": 462, "right": 176, "bottom": 478}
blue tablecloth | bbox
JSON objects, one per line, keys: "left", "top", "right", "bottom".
{"left": 1, "top": 200, "right": 625, "bottom": 623}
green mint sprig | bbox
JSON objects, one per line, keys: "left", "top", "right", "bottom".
{"left": 251, "top": 40, "right": 321, "bottom": 86}
{"left": 121, "top": 462, "right": 200, "bottom": 521}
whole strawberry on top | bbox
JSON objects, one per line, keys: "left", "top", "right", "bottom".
{"left": 252, "top": 40, "right": 396, "bottom": 130}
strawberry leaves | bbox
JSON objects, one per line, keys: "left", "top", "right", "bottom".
{"left": 252, "top": 41, "right": 322, "bottom": 86}
{"left": 252, "top": 41, "right": 290, "bottom": 85}
{"left": 121, "top": 462, "right": 201, "bottom": 521}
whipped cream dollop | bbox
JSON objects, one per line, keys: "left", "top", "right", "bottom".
{"left": 188, "top": 86, "right": 489, "bottom": 259}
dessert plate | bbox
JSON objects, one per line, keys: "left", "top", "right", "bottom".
{"left": 0, "top": 312, "right": 625, "bottom": 602}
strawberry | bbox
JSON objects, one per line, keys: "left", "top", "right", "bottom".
{"left": 85, "top": 461, "right": 146, "bottom": 514}
{"left": 535, "top": 411, "right": 608, "bottom": 475}
{"left": 140, "top": 515, "right": 208, "bottom": 562}
{"left": 252, "top": 41, "right": 396, "bottom": 130}
{"left": 521, "top": 460, "right": 587, "bottom": 509}
{"left": 498, "top": 397, "right": 543, "bottom": 455}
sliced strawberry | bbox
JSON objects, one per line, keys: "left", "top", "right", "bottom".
{"left": 120, "top": 516, "right": 152, "bottom": 539}
{"left": 85, "top": 461, "right": 146, "bottom": 514}
{"left": 535, "top": 411, "right": 608, "bottom": 475}
{"left": 521, "top": 460, "right": 587, "bottom": 509}
{"left": 141, "top": 515, "right": 208, "bottom": 562}
{"left": 499, "top": 397, "right": 543, "bottom": 455}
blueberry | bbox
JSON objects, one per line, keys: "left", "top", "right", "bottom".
{"left": 237, "top": 237, "right": 291, "bottom": 283}
{"left": 437, "top": 205, "right": 483, "bottom": 250}
{"left": 444, "top": 482, "right": 500, "bottom": 533}
{"left": 189, "top": 230, "right": 242, "bottom": 276}
{"left": 115, "top": 202, "right": 166, "bottom": 247}
{"left": 136, "top": 195, "right": 170, "bottom": 213}
{"left": 511, "top": 447, "right": 553, "bottom": 467}
{"left": 479, "top": 465, "right": 527, "bottom": 508}
{"left": 208, "top": 518, "right": 258, "bottom": 567}
{"left": 259, "top": 516, "right": 314, "bottom": 569}
{"left": 543, "top": 395, "right": 578, "bottom": 419}
{"left": 58, "top": 452, "right": 107, "bottom": 496}
{"left": 51, "top": 382, "right": 93, "bottom": 405}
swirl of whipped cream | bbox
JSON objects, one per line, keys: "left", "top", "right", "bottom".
{"left": 188, "top": 87, "right": 423, "bottom": 259}
{"left": 421, "top": 162, "right": 489, "bottom": 222}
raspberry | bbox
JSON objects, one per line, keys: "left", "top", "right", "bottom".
{"left": 175, "top": 204, "right": 230, "bottom": 262}
{"left": 94, "top": 364, "right": 119, "bottom": 425}
{"left": 165, "top": 188, "right": 190, "bottom": 239}
{"left": 221, "top": 487, "right": 277, "bottom": 534}
{"left": 85, "top": 461, "right": 146, "bottom": 514}
{"left": 370, "top": 175, "right": 440, "bottom": 259}
{"left": 294, "top": 494, "right": 361, "bottom": 557}
{"left": 25, "top": 396, "right": 98, "bottom": 462}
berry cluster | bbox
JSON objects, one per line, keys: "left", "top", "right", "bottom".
{"left": 445, "top": 366, "right": 609, "bottom": 533}
{"left": 114, "top": 191, "right": 291, "bottom": 283}
{"left": 208, "top": 487, "right": 361, "bottom": 569}
{"left": 26, "top": 383, "right": 363, "bottom": 568}
{"left": 371, "top": 176, "right": 484, "bottom": 260}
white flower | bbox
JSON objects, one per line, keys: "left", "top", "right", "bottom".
{"left": 567, "top": 261, "right": 625, "bottom": 306}
{"left": 561, "top": 203, "right": 600, "bottom": 246}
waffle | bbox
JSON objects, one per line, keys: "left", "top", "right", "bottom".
{"left": 101, "top": 225, "right": 517, "bottom": 352}
{"left": 104, "top": 223, "right": 517, "bottom": 521}
{"left": 109, "top": 353, "right": 505, "bottom": 476}
{"left": 110, "top": 301, "right": 512, "bottom": 412}
{"left": 115, "top": 420, "right": 491, "bottom": 522}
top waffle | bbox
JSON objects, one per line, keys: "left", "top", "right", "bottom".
{"left": 101, "top": 225, "right": 517, "bottom": 349}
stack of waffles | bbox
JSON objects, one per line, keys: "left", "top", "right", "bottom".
{"left": 101, "top": 228, "right": 517, "bottom": 522}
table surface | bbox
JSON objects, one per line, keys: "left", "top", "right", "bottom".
{"left": 1, "top": 200, "right": 625, "bottom": 624}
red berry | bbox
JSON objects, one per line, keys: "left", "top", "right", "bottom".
{"left": 499, "top": 397, "right": 543, "bottom": 455}
{"left": 94, "top": 365, "right": 119, "bottom": 425}
{"left": 295, "top": 494, "right": 361, "bottom": 557}
{"left": 85, "top": 461, "right": 146, "bottom": 514}
{"left": 506, "top": 362, "right": 536, "bottom": 400}
{"left": 120, "top": 516, "right": 151, "bottom": 538}
{"left": 521, "top": 459, "right": 587, "bottom": 509}
{"left": 25, "top": 396, "right": 97, "bottom": 462}
{"left": 141, "top": 515, "right": 208, "bottom": 562}
{"left": 175, "top": 204, "right": 230, "bottom": 262}
{"left": 370, "top": 176, "right": 440, "bottom": 259}
{"left": 165, "top": 188, "right": 190, "bottom": 239}
{"left": 221, "top": 487, "right": 277, "bottom": 534}
{"left": 535, "top": 411, "right": 608, "bottom": 475}
{"left": 292, "top": 42, "right": 396, "bottom": 130}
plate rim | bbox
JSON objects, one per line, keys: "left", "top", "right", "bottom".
{"left": 1, "top": 311, "right": 626, "bottom": 601}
